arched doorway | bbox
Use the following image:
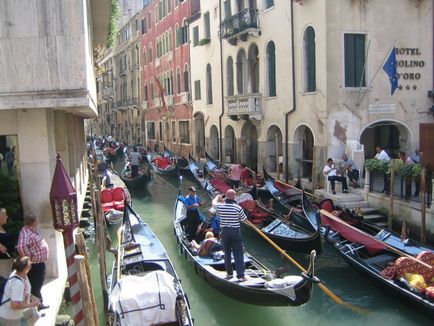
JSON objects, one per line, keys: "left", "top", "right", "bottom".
{"left": 360, "top": 120, "right": 412, "bottom": 159}
{"left": 224, "top": 125, "right": 236, "bottom": 163}
{"left": 266, "top": 125, "right": 283, "bottom": 174}
{"left": 293, "top": 125, "right": 314, "bottom": 179}
{"left": 209, "top": 125, "right": 219, "bottom": 160}
{"left": 193, "top": 112, "right": 205, "bottom": 158}
{"left": 240, "top": 121, "right": 258, "bottom": 170}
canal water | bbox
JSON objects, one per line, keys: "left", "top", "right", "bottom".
{"left": 87, "top": 167, "right": 431, "bottom": 326}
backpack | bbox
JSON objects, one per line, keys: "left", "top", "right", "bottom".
{"left": 0, "top": 275, "right": 22, "bottom": 305}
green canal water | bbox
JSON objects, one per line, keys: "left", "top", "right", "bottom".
{"left": 86, "top": 170, "right": 432, "bottom": 326}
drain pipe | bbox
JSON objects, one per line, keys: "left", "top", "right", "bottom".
{"left": 284, "top": 0, "right": 296, "bottom": 182}
{"left": 218, "top": 0, "right": 225, "bottom": 161}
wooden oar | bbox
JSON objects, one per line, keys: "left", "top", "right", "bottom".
{"left": 275, "top": 179, "right": 320, "bottom": 200}
{"left": 244, "top": 219, "right": 367, "bottom": 313}
{"left": 320, "top": 210, "right": 433, "bottom": 270}
{"left": 116, "top": 226, "right": 123, "bottom": 282}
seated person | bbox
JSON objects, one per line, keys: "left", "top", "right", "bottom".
{"left": 206, "top": 207, "right": 220, "bottom": 238}
{"left": 190, "top": 231, "right": 223, "bottom": 257}
{"left": 342, "top": 154, "right": 359, "bottom": 187}
{"left": 323, "top": 158, "right": 348, "bottom": 194}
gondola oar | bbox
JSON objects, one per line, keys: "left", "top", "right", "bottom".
{"left": 244, "top": 219, "right": 367, "bottom": 313}
{"left": 320, "top": 209, "right": 433, "bottom": 269}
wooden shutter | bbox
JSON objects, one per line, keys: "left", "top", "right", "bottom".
{"left": 420, "top": 123, "right": 434, "bottom": 169}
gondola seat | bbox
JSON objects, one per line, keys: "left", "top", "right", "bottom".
{"left": 395, "top": 251, "right": 434, "bottom": 283}
{"left": 112, "top": 187, "right": 126, "bottom": 211}
{"left": 101, "top": 189, "right": 114, "bottom": 212}
{"left": 239, "top": 200, "right": 269, "bottom": 224}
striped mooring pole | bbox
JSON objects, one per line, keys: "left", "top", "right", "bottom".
{"left": 64, "top": 231, "right": 84, "bottom": 325}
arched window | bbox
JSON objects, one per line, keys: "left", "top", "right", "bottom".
{"left": 170, "top": 70, "right": 174, "bottom": 95}
{"left": 176, "top": 66, "right": 181, "bottom": 94}
{"left": 303, "top": 26, "right": 316, "bottom": 92}
{"left": 143, "top": 46, "right": 147, "bottom": 65}
{"left": 206, "top": 64, "right": 213, "bottom": 104}
{"left": 226, "top": 56, "right": 234, "bottom": 96}
{"left": 169, "top": 29, "right": 173, "bottom": 51}
{"left": 144, "top": 80, "right": 148, "bottom": 101}
{"left": 183, "top": 64, "right": 189, "bottom": 92}
{"left": 266, "top": 41, "right": 276, "bottom": 97}
{"left": 236, "top": 49, "right": 246, "bottom": 94}
{"left": 151, "top": 79, "right": 155, "bottom": 99}
{"left": 148, "top": 43, "right": 153, "bottom": 62}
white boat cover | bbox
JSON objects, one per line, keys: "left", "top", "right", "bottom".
{"left": 110, "top": 270, "right": 177, "bottom": 326}
{"left": 236, "top": 193, "right": 253, "bottom": 204}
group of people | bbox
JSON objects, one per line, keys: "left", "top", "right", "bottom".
{"left": 228, "top": 163, "right": 256, "bottom": 189}
{"left": 0, "top": 209, "right": 49, "bottom": 325}
{"left": 181, "top": 187, "right": 249, "bottom": 282}
{"left": 323, "top": 154, "right": 360, "bottom": 195}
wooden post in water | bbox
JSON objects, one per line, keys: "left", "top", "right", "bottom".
{"left": 76, "top": 231, "right": 99, "bottom": 326}
{"left": 388, "top": 160, "right": 395, "bottom": 231}
{"left": 420, "top": 158, "right": 426, "bottom": 243}
{"left": 91, "top": 149, "right": 108, "bottom": 310}
{"left": 275, "top": 132, "right": 280, "bottom": 180}
{"left": 75, "top": 255, "right": 94, "bottom": 326}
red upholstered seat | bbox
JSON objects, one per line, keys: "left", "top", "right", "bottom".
{"left": 101, "top": 189, "right": 114, "bottom": 212}
{"left": 395, "top": 250, "right": 434, "bottom": 283}
{"left": 112, "top": 187, "right": 126, "bottom": 210}
{"left": 209, "top": 178, "right": 231, "bottom": 193}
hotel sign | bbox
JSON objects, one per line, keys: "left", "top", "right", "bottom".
{"left": 396, "top": 47, "right": 424, "bottom": 90}
{"left": 368, "top": 103, "right": 396, "bottom": 114}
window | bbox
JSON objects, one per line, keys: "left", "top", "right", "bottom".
{"left": 170, "top": 71, "right": 174, "bottom": 95}
{"left": 168, "top": 0, "right": 172, "bottom": 13}
{"left": 169, "top": 29, "right": 173, "bottom": 51}
{"left": 227, "top": 56, "right": 234, "bottom": 96}
{"left": 194, "top": 80, "right": 201, "bottom": 100}
{"left": 193, "top": 26, "right": 199, "bottom": 46}
{"left": 224, "top": 0, "right": 232, "bottom": 19}
{"left": 159, "top": 121, "right": 163, "bottom": 141}
{"left": 179, "top": 121, "right": 190, "bottom": 143}
{"left": 148, "top": 44, "right": 153, "bottom": 62}
{"left": 144, "top": 82, "right": 148, "bottom": 101}
{"left": 151, "top": 79, "right": 155, "bottom": 98}
{"left": 176, "top": 67, "right": 181, "bottom": 94}
{"left": 142, "top": 18, "right": 146, "bottom": 34}
{"left": 303, "top": 26, "right": 316, "bottom": 93}
{"left": 266, "top": 41, "right": 276, "bottom": 96}
{"left": 147, "top": 122, "right": 156, "bottom": 139}
{"left": 184, "top": 64, "right": 189, "bottom": 91}
{"left": 176, "top": 24, "right": 180, "bottom": 47}
{"left": 143, "top": 47, "right": 147, "bottom": 65}
{"left": 204, "top": 12, "right": 210, "bottom": 39}
{"left": 265, "top": 0, "right": 274, "bottom": 9}
{"left": 172, "top": 121, "right": 176, "bottom": 142}
{"left": 148, "top": 12, "right": 152, "bottom": 29}
{"left": 344, "top": 33, "right": 366, "bottom": 88}
{"left": 206, "top": 64, "right": 213, "bottom": 104}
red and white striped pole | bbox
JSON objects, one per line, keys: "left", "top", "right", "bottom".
{"left": 63, "top": 231, "right": 84, "bottom": 325}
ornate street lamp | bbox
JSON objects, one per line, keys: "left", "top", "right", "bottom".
{"left": 49, "top": 153, "right": 84, "bottom": 326}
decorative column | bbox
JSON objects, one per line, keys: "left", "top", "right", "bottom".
{"left": 49, "top": 154, "right": 83, "bottom": 326}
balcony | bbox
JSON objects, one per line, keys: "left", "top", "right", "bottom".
{"left": 141, "top": 100, "right": 148, "bottom": 110}
{"left": 219, "top": 9, "right": 260, "bottom": 45}
{"left": 227, "top": 93, "right": 263, "bottom": 120}
{"left": 155, "top": 57, "right": 160, "bottom": 68}
{"left": 166, "top": 94, "right": 174, "bottom": 106}
{"left": 154, "top": 97, "right": 161, "bottom": 107}
{"left": 180, "top": 92, "right": 190, "bottom": 104}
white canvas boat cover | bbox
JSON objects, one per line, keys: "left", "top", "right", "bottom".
{"left": 110, "top": 270, "right": 177, "bottom": 325}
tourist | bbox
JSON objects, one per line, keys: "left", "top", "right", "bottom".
{"left": 410, "top": 148, "right": 420, "bottom": 196}
{"left": 17, "top": 213, "right": 49, "bottom": 311}
{"left": 190, "top": 231, "right": 223, "bottom": 257}
{"left": 215, "top": 189, "right": 248, "bottom": 282}
{"left": 129, "top": 146, "right": 142, "bottom": 178}
{"left": 342, "top": 154, "right": 359, "bottom": 187}
{"left": 228, "top": 163, "right": 242, "bottom": 189}
{"left": 374, "top": 145, "right": 391, "bottom": 195}
{"left": 182, "top": 186, "right": 202, "bottom": 242}
{"left": 323, "top": 158, "right": 348, "bottom": 195}
{"left": 0, "top": 208, "right": 15, "bottom": 277}
{"left": 4, "top": 147, "right": 14, "bottom": 177}
{"left": 0, "top": 256, "right": 41, "bottom": 325}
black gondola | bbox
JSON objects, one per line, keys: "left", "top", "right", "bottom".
{"left": 239, "top": 190, "right": 323, "bottom": 254}
{"left": 262, "top": 168, "right": 303, "bottom": 207}
{"left": 108, "top": 203, "right": 194, "bottom": 325}
{"left": 187, "top": 154, "right": 222, "bottom": 197}
{"left": 321, "top": 211, "right": 434, "bottom": 316}
{"left": 120, "top": 165, "right": 151, "bottom": 189}
{"left": 147, "top": 151, "right": 179, "bottom": 176}
{"left": 173, "top": 194, "right": 318, "bottom": 306}
{"left": 163, "top": 145, "right": 190, "bottom": 172}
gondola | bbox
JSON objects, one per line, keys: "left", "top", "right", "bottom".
{"left": 108, "top": 203, "right": 194, "bottom": 326}
{"left": 262, "top": 168, "right": 303, "bottom": 207}
{"left": 163, "top": 146, "right": 189, "bottom": 172}
{"left": 147, "top": 151, "right": 179, "bottom": 176}
{"left": 187, "top": 154, "right": 216, "bottom": 196}
{"left": 238, "top": 190, "right": 323, "bottom": 254}
{"left": 120, "top": 165, "right": 151, "bottom": 189}
{"left": 205, "top": 151, "right": 227, "bottom": 173}
{"left": 173, "top": 194, "right": 318, "bottom": 306}
{"left": 321, "top": 210, "right": 434, "bottom": 316}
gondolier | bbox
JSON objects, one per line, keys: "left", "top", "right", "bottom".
{"left": 182, "top": 186, "right": 202, "bottom": 242}
{"left": 215, "top": 189, "right": 248, "bottom": 282}
{"left": 129, "top": 147, "right": 141, "bottom": 178}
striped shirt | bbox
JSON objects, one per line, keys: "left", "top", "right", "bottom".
{"left": 17, "top": 225, "right": 49, "bottom": 263}
{"left": 216, "top": 200, "right": 247, "bottom": 228}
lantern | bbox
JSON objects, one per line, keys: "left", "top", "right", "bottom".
{"left": 49, "top": 153, "right": 79, "bottom": 231}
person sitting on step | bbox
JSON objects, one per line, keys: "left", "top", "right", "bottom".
{"left": 323, "top": 158, "right": 348, "bottom": 195}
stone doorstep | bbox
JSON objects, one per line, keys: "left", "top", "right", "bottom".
{"left": 36, "top": 276, "right": 66, "bottom": 326}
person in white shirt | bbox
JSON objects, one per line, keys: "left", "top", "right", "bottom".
{"left": 323, "top": 158, "right": 348, "bottom": 195}
{"left": 129, "top": 146, "right": 142, "bottom": 178}
{"left": 374, "top": 145, "right": 391, "bottom": 194}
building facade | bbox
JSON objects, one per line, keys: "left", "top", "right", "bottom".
{"left": 0, "top": 0, "right": 110, "bottom": 322}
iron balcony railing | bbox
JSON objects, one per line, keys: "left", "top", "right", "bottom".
{"left": 219, "top": 9, "right": 260, "bottom": 40}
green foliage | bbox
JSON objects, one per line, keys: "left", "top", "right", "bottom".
{"left": 0, "top": 174, "right": 23, "bottom": 237}
{"left": 199, "top": 38, "right": 211, "bottom": 46}
{"left": 388, "top": 160, "right": 421, "bottom": 178}
{"left": 364, "top": 158, "right": 388, "bottom": 173}
{"left": 107, "top": 0, "right": 121, "bottom": 48}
